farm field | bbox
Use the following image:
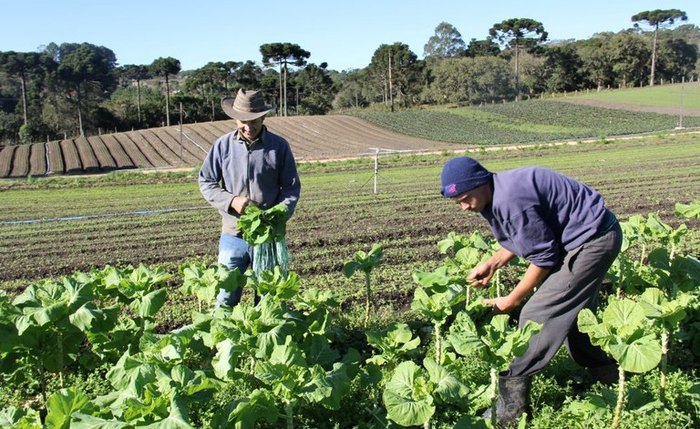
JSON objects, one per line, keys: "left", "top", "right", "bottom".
{"left": 1, "top": 133, "right": 699, "bottom": 428}
{"left": 0, "top": 116, "right": 466, "bottom": 178}
{"left": 2, "top": 90, "right": 700, "bottom": 178}
{"left": 2, "top": 133, "right": 699, "bottom": 293}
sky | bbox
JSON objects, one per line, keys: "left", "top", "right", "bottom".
{"left": 2, "top": 0, "right": 700, "bottom": 72}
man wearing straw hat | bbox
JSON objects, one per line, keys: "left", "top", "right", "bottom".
{"left": 199, "top": 88, "right": 301, "bottom": 307}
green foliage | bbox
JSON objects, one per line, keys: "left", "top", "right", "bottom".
{"left": 365, "top": 322, "right": 421, "bottom": 367}
{"left": 238, "top": 203, "right": 288, "bottom": 245}
{"left": 675, "top": 200, "right": 700, "bottom": 219}
{"left": 578, "top": 298, "right": 661, "bottom": 373}
{"left": 382, "top": 358, "right": 468, "bottom": 427}
{"left": 238, "top": 203, "right": 290, "bottom": 279}
{"left": 178, "top": 262, "right": 245, "bottom": 310}
{"left": 448, "top": 309, "right": 541, "bottom": 372}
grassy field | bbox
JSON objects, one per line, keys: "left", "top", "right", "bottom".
{"left": 571, "top": 81, "right": 700, "bottom": 110}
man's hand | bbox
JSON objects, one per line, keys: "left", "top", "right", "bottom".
{"left": 468, "top": 262, "right": 496, "bottom": 287}
{"left": 482, "top": 295, "right": 520, "bottom": 313}
{"left": 231, "top": 196, "right": 253, "bottom": 214}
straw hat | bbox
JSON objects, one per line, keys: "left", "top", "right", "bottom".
{"left": 221, "top": 89, "right": 272, "bottom": 121}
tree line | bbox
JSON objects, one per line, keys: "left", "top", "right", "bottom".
{"left": 0, "top": 9, "right": 697, "bottom": 144}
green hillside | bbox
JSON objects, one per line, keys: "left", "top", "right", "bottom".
{"left": 353, "top": 99, "right": 700, "bottom": 146}
{"left": 571, "top": 81, "right": 700, "bottom": 110}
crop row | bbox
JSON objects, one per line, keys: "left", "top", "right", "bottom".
{"left": 357, "top": 100, "right": 700, "bottom": 146}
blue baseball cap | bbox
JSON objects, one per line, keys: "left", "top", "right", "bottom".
{"left": 440, "top": 157, "right": 492, "bottom": 197}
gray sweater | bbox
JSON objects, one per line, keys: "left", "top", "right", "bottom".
{"left": 198, "top": 126, "right": 301, "bottom": 235}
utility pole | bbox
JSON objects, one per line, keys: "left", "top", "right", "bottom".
{"left": 388, "top": 49, "right": 394, "bottom": 112}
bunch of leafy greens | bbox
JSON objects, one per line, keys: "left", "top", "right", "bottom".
{"left": 238, "top": 203, "right": 290, "bottom": 278}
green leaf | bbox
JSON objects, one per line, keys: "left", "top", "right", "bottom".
{"left": 67, "top": 413, "right": 130, "bottom": 429}
{"left": 211, "top": 389, "right": 279, "bottom": 429}
{"left": 423, "top": 357, "right": 469, "bottom": 405}
{"left": 45, "top": 387, "right": 94, "bottom": 429}
{"left": 138, "top": 396, "right": 195, "bottom": 429}
{"left": 212, "top": 339, "right": 244, "bottom": 380}
{"left": 675, "top": 200, "right": 700, "bottom": 219}
{"left": 608, "top": 332, "right": 662, "bottom": 373}
{"left": 382, "top": 361, "right": 435, "bottom": 426}
{"left": 132, "top": 288, "right": 168, "bottom": 319}
{"left": 447, "top": 311, "right": 483, "bottom": 357}
{"left": 602, "top": 298, "right": 646, "bottom": 338}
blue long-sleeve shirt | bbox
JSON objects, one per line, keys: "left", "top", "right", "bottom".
{"left": 481, "top": 167, "right": 611, "bottom": 268}
{"left": 198, "top": 126, "right": 301, "bottom": 235}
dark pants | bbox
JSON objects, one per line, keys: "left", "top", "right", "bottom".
{"left": 507, "top": 222, "right": 623, "bottom": 377}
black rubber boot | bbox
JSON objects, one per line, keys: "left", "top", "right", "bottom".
{"left": 588, "top": 363, "right": 618, "bottom": 386}
{"left": 482, "top": 375, "right": 531, "bottom": 427}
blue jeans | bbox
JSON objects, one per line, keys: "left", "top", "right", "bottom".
{"left": 216, "top": 233, "right": 252, "bottom": 307}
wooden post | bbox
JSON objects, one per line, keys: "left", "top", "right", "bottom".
{"left": 373, "top": 148, "right": 379, "bottom": 194}
{"left": 179, "top": 102, "right": 184, "bottom": 161}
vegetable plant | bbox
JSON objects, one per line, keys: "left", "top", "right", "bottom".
{"left": 674, "top": 199, "right": 700, "bottom": 219}
{"left": 8, "top": 276, "right": 101, "bottom": 403}
{"left": 577, "top": 297, "right": 662, "bottom": 428}
{"left": 448, "top": 304, "right": 541, "bottom": 428}
{"left": 254, "top": 336, "right": 352, "bottom": 429}
{"left": 638, "top": 287, "right": 695, "bottom": 402}
{"left": 342, "top": 243, "right": 384, "bottom": 328}
{"left": 366, "top": 322, "right": 421, "bottom": 368}
{"left": 179, "top": 262, "right": 246, "bottom": 311}
{"left": 382, "top": 357, "right": 468, "bottom": 428}
{"left": 412, "top": 266, "right": 466, "bottom": 364}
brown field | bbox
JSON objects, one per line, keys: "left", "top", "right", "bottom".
{"left": 0, "top": 116, "right": 463, "bottom": 178}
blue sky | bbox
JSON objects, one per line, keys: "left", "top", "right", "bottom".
{"left": 2, "top": 0, "right": 699, "bottom": 71}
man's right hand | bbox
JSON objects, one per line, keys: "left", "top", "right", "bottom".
{"left": 231, "top": 196, "right": 252, "bottom": 214}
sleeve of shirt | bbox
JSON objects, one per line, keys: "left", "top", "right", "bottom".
{"left": 198, "top": 140, "right": 235, "bottom": 214}
{"left": 278, "top": 142, "right": 301, "bottom": 218}
{"left": 507, "top": 208, "right": 561, "bottom": 268}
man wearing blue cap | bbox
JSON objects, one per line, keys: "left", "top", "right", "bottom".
{"left": 440, "top": 156, "right": 622, "bottom": 426}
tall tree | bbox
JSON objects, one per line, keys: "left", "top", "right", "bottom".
{"left": 656, "top": 38, "right": 698, "bottom": 82}
{"left": 489, "top": 18, "right": 548, "bottom": 96}
{"left": 577, "top": 34, "right": 616, "bottom": 91}
{"left": 429, "top": 56, "right": 514, "bottom": 104}
{"left": 531, "top": 44, "right": 583, "bottom": 93}
{"left": 118, "top": 64, "right": 151, "bottom": 126}
{"left": 234, "top": 60, "right": 263, "bottom": 90}
{"left": 183, "top": 62, "right": 228, "bottom": 121}
{"left": 54, "top": 43, "right": 117, "bottom": 136}
{"left": 424, "top": 22, "right": 466, "bottom": 58}
{"left": 610, "top": 32, "right": 651, "bottom": 87}
{"left": 293, "top": 62, "right": 335, "bottom": 115}
{"left": 465, "top": 38, "right": 501, "bottom": 57}
{"left": 150, "top": 57, "right": 181, "bottom": 126}
{"left": 0, "top": 51, "right": 54, "bottom": 131}
{"left": 368, "top": 43, "right": 422, "bottom": 110}
{"left": 260, "top": 43, "right": 310, "bottom": 116}
{"left": 632, "top": 9, "right": 688, "bottom": 86}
